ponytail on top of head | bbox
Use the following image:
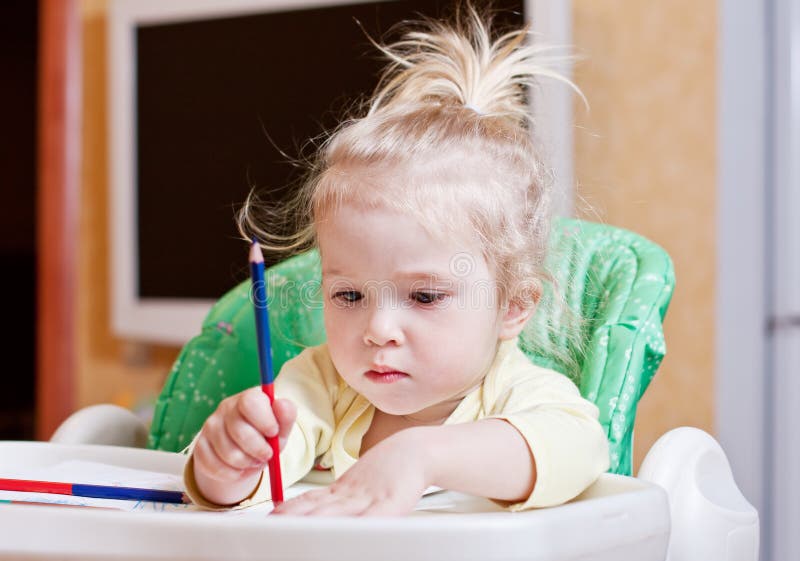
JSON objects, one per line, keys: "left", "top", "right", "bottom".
{"left": 241, "top": 3, "right": 579, "bottom": 262}
{"left": 365, "top": 3, "right": 581, "bottom": 129}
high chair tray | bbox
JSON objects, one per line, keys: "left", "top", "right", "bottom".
{"left": 0, "top": 441, "right": 669, "bottom": 561}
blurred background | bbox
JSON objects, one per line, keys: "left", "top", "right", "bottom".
{"left": 2, "top": 0, "right": 796, "bottom": 559}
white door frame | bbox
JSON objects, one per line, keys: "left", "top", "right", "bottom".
{"left": 718, "top": 1, "right": 799, "bottom": 560}
{"left": 529, "top": 0, "right": 574, "bottom": 217}
{"left": 768, "top": 1, "right": 800, "bottom": 560}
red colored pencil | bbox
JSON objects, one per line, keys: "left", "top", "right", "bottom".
{"left": 249, "top": 240, "right": 284, "bottom": 504}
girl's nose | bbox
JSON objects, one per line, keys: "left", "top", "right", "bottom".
{"left": 363, "top": 305, "right": 405, "bottom": 347}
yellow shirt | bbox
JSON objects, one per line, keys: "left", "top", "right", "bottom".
{"left": 184, "top": 338, "right": 610, "bottom": 511}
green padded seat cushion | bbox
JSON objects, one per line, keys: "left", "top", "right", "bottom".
{"left": 520, "top": 219, "right": 674, "bottom": 474}
{"left": 148, "top": 218, "right": 674, "bottom": 476}
{"left": 147, "top": 251, "right": 325, "bottom": 451}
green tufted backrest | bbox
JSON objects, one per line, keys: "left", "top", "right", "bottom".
{"left": 148, "top": 218, "right": 674, "bottom": 476}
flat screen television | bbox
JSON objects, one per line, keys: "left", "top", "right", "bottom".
{"left": 109, "top": 0, "right": 573, "bottom": 344}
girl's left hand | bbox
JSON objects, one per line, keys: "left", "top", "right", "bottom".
{"left": 271, "top": 429, "right": 431, "bottom": 516}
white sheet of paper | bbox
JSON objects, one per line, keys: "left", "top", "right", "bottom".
{"left": 0, "top": 460, "right": 453, "bottom": 515}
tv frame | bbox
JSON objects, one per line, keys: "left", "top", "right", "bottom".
{"left": 109, "top": 0, "right": 573, "bottom": 345}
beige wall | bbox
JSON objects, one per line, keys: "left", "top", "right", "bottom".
{"left": 572, "top": 1, "right": 716, "bottom": 469}
{"left": 76, "top": 1, "right": 717, "bottom": 469}
{"left": 78, "top": 0, "right": 179, "bottom": 411}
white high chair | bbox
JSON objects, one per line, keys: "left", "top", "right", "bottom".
{"left": 39, "top": 219, "right": 759, "bottom": 560}
{"left": 46, "top": 408, "right": 758, "bottom": 561}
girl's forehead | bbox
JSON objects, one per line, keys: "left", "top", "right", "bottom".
{"left": 317, "top": 204, "right": 490, "bottom": 280}
{"left": 316, "top": 201, "right": 470, "bottom": 245}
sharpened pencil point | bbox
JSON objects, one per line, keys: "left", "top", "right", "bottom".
{"left": 249, "top": 239, "right": 264, "bottom": 264}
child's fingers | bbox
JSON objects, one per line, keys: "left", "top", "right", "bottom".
{"left": 236, "top": 387, "right": 281, "bottom": 438}
{"left": 271, "top": 487, "right": 333, "bottom": 516}
{"left": 203, "top": 415, "right": 264, "bottom": 470}
{"left": 194, "top": 435, "right": 245, "bottom": 482}
{"left": 223, "top": 412, "right": 273, "bottom": 463}
{"left": 272, "top": 399, "right": 297, "bottom": 448}
{"left": 271, "top": 487, "right": 373, "bottom": 517}
{"left": 306, "top": 494, "right": 372, "bottom": 517}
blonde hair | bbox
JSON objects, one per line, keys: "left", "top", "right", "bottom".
{"left": 240, "top": 6, "right": 583, "bottom": 381}
{"left": 240, "top": 4, "right": 584, "bottom": 374}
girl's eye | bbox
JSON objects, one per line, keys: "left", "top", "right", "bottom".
{"left": 333, "top": 290, "right": 362, "bottom": 303}
{"left": 412, "top": 292, "right": 445, "bottom": 305}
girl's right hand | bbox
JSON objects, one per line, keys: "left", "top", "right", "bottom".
{"left": 193, "top": 387, "right": 296, "bottom": 504}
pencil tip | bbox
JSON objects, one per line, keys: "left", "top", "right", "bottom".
{"left": 249, "top": 239, "right": 264, "bottom": 263}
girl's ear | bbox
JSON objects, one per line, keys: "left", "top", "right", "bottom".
{"left": 498, "top": 302, "right": 535, "bottom": 340}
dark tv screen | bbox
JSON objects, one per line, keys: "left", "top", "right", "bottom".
{"left": 136, "top": 0, "right": 524, "bottom": 299}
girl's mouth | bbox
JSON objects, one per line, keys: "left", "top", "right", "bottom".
{"left": 364, "top": 370, "right": 410, "bottom": 384}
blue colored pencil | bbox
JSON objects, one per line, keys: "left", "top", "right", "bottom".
{"left": 249, "top": 239, "right": 284, "bottom": 504}
{"left": 0, "top": 478, "right": 186, "bottom": 504}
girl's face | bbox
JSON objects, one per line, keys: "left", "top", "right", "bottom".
{"left": 318, "top": 204, "right": 518, "bottom": 422}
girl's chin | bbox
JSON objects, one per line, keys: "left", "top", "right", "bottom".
{"left": 369, "top": 399, "right": 447, "bottom": 420}
{"left": 368, "top": 399, "right": 427, "bottom": 417}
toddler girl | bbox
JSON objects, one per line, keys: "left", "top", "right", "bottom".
{"left": 184, "top": 7, "right": 609, "bottom": 515}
